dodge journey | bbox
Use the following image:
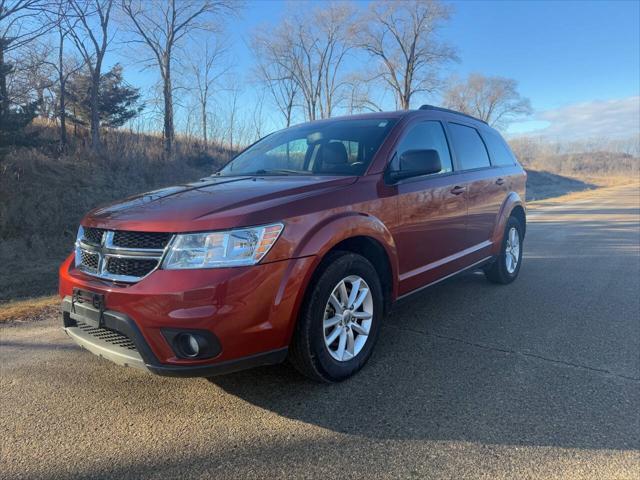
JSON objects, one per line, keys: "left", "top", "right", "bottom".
{"left": 60, "top": 105, "right": 526, "bottom": 382}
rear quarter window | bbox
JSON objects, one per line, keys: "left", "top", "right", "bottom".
{"left": 447, "top": 123, "right": 491, "bottom": 170}
{"left": 483, "top": 130, "right": 517, "bottom": 166}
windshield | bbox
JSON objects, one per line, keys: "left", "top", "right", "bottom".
{"left": 218, "top": 118, "right": 398, "bottom": 177}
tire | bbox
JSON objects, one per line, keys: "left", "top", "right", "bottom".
{"left": 484, "top": 216, "right": 524, "bottom": 284}
{"left": 289, "top": 251, "right": 384, "bottom": 382}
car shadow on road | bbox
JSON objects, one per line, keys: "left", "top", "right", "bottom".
{"left": 211, "top": 272, "right": 639, "bottom": 452}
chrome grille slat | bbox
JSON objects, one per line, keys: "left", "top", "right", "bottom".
{"left": 75, "top": 227, "right": 173, "bottom": 283}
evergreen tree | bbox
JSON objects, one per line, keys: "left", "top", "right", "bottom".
{"left": 66, "top": 64, "right": 143, "bottom": 128}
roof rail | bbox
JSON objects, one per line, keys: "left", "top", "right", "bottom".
{"left": 418, "top": 104, "right": 488, "bottom": 125}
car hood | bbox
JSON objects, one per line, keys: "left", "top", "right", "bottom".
{"left": 83, "top": 175, "right": 357, "bottom": 232}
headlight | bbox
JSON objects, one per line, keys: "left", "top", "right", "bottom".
{"left": 162, "top": 223, "right": 284, "bottom": 269}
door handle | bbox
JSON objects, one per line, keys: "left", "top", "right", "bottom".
{"left": 496, "top": 178, "right": 505, "bottom": 186}
{"left": 450, "top": 185, "right": 466, "bottom": 195}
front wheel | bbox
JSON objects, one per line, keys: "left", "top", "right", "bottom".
{"left": 484, "top": 216, "right": 524, "bottom": 284}
{"left": 288, "top": 252, "right": 383, "bottom": 382}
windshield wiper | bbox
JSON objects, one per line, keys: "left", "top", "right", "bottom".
{"left": 251, "top": 169, "right": 312, "bottom": 176}
{"left": 211, "top": 169, "right": 313, "bottom": 177}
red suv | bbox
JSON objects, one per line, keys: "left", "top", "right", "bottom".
{"left": 60, "top": 105, "right": 526, "bottom": 382}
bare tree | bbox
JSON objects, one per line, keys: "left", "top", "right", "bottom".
{"left": 4, "top": 39, "right": 50, "bottom": 106}
{"left": 250, "top": 87, "right": 265, "bottom": 141}
{"left": 314, "top": 4, "right": 355, "bottom": 119}
{"left": 253, "top": 2, "right": 355, "bottom": 122}
{"left": 345, "top": 74, "right": 384, "bottom": 114}
{"left": 359, "top": 0, "right": 456, "bottom": 110}
{"left": 66, "top": 0, "right": 114, "bottom": 150}
{"left": 0, "top": 1, "right": 54, "bottom": 50}
{"left": 226, "top": 84, "right": 239, "bottom": 150}
{"left": 17, "top": 40, "right": 55, "bottom": 114}
{"left": 251, "top": 34, "right": 298, "bottom": 127}
{"left": 443, "top": 73, "right": 532, "bottom": 128}
{"left": 121, "top": 0, "right": 237, "bottom": 156}
{"left": 0, "top": 0, "right": 56, "bottom": 118}
{"left": 188, "top": 39, "right": 229, "bottom": 147}
{"left": 40, "top": 1, "right": 85, "bottom": 147}
{"left": 53, "top": 23, "right": 84, "bottom": 147}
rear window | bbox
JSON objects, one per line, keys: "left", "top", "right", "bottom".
{"left": 448, "top": 123, "right": 491, "bottom": 170}
{"left": 483, "top": 130, "right": 516, "bottom": 166}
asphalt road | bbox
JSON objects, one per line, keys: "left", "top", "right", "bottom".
{"left": 2, "top": 184, "right": 639, "bottom": 480}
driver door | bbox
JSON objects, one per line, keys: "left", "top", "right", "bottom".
{"left": 391, "top": 121, "right": 468, "bottom": 296}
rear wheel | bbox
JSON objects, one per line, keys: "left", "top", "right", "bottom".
{"left": 484, "top": 216, "right": 523, "bottom": 284}
{"left": 289, "top": 252, "right": 383, "bottom": 382}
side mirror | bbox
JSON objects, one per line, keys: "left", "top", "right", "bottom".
{"left": 387, "top": 149, "right": 442, "bottom": 182}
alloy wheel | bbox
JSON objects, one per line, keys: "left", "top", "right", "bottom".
{"left": 505, "top": 226, "right": 520, "bottom": 274}
{"left": 323, "top": 275, "right": 374, "bottom": 362}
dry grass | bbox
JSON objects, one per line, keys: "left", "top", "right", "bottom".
{"left": 568, "top": 175, "right": 637, "bottom": 188}
{"left": 0, "top": 125, "right": 233, "bottom": 303}
{"left": 509, "top": 138, "right": 639, "bottom": 180}
{"left": 524, "top": 151, "right": 639, "bottom": 178}
{"left": 509, "top": 138, "right": 639, "bottom": 200}
{"left": 0, "top": 295, "right": 59, "bottom": 323}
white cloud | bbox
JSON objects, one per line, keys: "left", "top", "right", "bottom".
{"left": 508, "top": 96, "right": 640, "bottom": 141}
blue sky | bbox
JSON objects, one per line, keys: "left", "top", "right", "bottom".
{"left": 111, "top": 0, "right": 640, "bottom": 141}
{"left": 443, "top": 0, "right": 640, "bottom": 138}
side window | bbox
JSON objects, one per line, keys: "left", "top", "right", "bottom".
{"left": 395, "top": 121, "right": 453, "bottom": 174}
{"left": 448, "top": 123, "right": 491, "bottom": 170}
{"left": 483, "top": 130, "right": 516, "bottom": 166}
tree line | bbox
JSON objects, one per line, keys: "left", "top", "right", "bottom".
{"left": 0, "top": 0, "right": 532, "bottom": 158}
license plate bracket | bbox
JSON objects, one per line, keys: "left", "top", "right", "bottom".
{"left": 71, "top": 288, "right": 105, "bottom": 328}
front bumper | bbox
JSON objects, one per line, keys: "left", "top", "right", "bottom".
{"left": 62, "top": 297, "right": 287, "bottom": 376}
{"left": 59, "top": 253, "right": 316, "bottom": 376}
{"left": 63, "top": 298, "right": 145, "bottom": 370}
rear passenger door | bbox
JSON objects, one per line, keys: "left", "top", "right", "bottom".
{"left": 481, "top": 128, "right": 520, "bottom": 195}
{"left": 447, "top": 122, "right": 504, "bottom": 248}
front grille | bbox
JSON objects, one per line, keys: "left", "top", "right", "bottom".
{"left": 84, "top": 227, "right": 105, "bottom": 245}
{"left": 75, "top": 320, "right": 137, "bottom": 351}
{"left": 113, "top": 231, "right": 172, "bottom": 250}
{"left": 80, "top": 250, "right": 99, "bottom": 271}
{"left": 105, "top": 257, "right": 158, "bottom": 278}
{"left": 76, "top": 227, "right": 173, "bottom": 282}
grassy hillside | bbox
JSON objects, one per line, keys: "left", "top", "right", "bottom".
{"left": 510, "top": 138, "right": 639, "bottom": 185}
{"left": 0, "top": 126, "right": 232, "bottom": 302}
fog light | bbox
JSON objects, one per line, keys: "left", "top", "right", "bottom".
{"left": 178, "top": 333, "right": 201, "bottom": 358}
{"left": 162, "top": 328, "right": 221, "bottom": 360}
